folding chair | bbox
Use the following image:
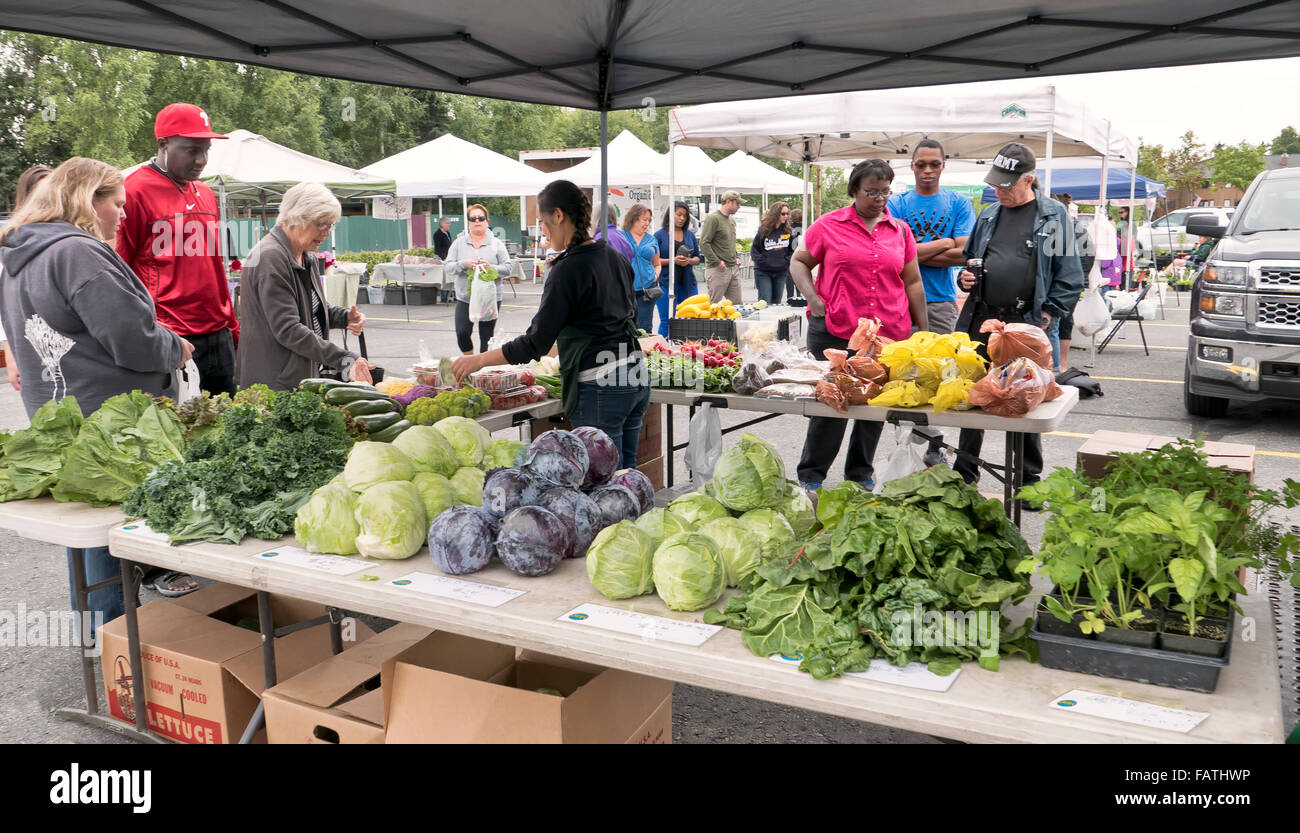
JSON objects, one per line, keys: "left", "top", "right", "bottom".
{"left": 1096, "top": 280, "right": 1152, "bottom": 356}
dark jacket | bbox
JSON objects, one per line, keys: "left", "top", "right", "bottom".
{"left": 433, "top": 227, "right": 453, "bottom": 260}
{"left": 0, "top": 222, "right": 185, "bottom": 418}
{"left": 235, "top": 226, "right": 356, "bottom": 391}
{"left": 956, "top": 190, "right": 1085, "bottom": 333}
{"left": 751, "top": 226, "right": 795, "bottom": 273}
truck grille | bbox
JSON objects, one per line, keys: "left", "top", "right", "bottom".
{"left": 1258, "top": 298, "right": 1300, "bottom": 327}
{"left": 1258, "top": 266, "right": 1300, "bottom": 291}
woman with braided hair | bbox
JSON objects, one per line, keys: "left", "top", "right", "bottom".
{"left": 452, "top": 180, "right": 649, "bottom": 469}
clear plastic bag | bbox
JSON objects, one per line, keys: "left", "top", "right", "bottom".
{"left": 684, "top": 403, "right": 722, "bottom": 486}
{"left": 1074, "top": 288, "right": 1111, "bottom": 336}
{"left": 732, "top": 361, "right": 771, "bottom": 396}
{"left": 967, "top": 357, "right": 1064, "bottom": 417}
{"left": 172, "top": 359, "right": 201, "bottom": 406}
{"left": 468, "top": 264, "right": 499, "bottom": 323}
{"left": 873, "top": 421, "right": 926, "bottom": 493}
{"left": 754, "top": 382, "right": 818, "bottom": 399}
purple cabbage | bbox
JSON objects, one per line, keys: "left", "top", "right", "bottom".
{"left": 428, "top": 505, "right": 497, "bottom": 575}
{"left": 523, "top": 429, "right": 590, "bottom": 489}
{"left": 591, "top": 484, "right": 641, "bottom": 527}
{"left": 570, "top": 426, "right": 620, "bottom": 489}
{"left": 536, "top": 487, "right": 604, "bottom": 558}
{"left": 496, "top": 505, "right": 570, "bottom": 577}
{"left": 608, "top": 468, "right": 655, "bottom": 515}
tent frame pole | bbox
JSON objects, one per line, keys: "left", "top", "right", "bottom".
{"left": 669, "top": 143, "right": 677, "bottom": 326}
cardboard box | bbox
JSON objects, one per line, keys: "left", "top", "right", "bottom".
{"left": 98, "top": 583, "right": 373, "bottom": 744}
{"left": 1076, "top": 430, "right": 1255, "bottom": 483}
{"left": 638, "top": 455, "right": 665, "bottom": 492}
{"left": 529, "top": 402, "right": 663, "bottom": 466}
{"left": 263, "top": 624, "right": 435, "bottom": 744}
{"left": 382, "top": 633, "right": 674, "bottom": 743}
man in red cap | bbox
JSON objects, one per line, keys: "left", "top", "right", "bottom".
{"left": 116, "top": 103, "right": 236, "bottom": 597}
{"left": 117, "top": 102, "right": 239, "bottom": 399}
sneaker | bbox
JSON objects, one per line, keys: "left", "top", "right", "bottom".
{"left": 856, "top": 479, "right": 874, "bottom": 491}
{"left": 799, "top": 481, "right": 822, "bottom": 494}
{"left": 922, "top": 448, "right": 950, "bottom": 468}
{"left": 1016, "top": 497, "right": 1044, "bottom": 513}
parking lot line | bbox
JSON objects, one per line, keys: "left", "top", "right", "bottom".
{"left": 1090, "top": 375, "right": 1181, "bottom": 385}
{"left": 368, "top": 317, "right": 446, "bottom": 324}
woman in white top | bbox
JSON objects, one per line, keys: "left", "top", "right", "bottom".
{"left": 445, "top": 203, "right": 513, "bottom": 354}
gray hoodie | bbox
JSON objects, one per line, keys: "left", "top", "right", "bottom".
{"left": 0, "top": 222, "right": 185, "bottom": 419}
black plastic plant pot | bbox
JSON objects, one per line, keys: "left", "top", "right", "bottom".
{"left": 1030, "top": 619, "right": 1231, "bottom": 693}
{"left": 1035, "top": 605, "right": 1091, "bottom": 639}
{"left": 1095, "top": 608, "right": 1162, "bottom": 649}
{"left": 1159, "top": 610, "right": 1232, "bottom": 659}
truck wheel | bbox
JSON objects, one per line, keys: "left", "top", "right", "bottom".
{"left": 1183, "top": 362, "right": 1229, "bottom": 417}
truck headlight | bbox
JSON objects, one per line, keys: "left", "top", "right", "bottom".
{"left": 1198, "top": 345, "right": 1232, "bottom": 362}
{"left": 1203, "top": 262, "right": 1248, "bottom": 286}
{"left": 1199, "top": 293, "right": 1245, "bottom": 316}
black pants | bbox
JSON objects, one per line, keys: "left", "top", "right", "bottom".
{"left": 455, "top": 299, "right": 498, "bottom": 354}
{"left": 797, "top": 315, "right": 883, "bottom": 484}
{"left": 189, "top": 328, "right": 236, "bottom": 396}
{"left": 953, "top": 307, "right": 1043, "bottom": 485}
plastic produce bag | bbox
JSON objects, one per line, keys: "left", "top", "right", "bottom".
{"left": 1137, "top": 296, "right": 1158, "bottom": 320}
{"left": 967, "top": 357, "right": 1064, "bottom": 417}
{"left": 684, "top": 403, "right": 722, "bottom": 486}
{"left": 768, "top": 367, "right": 825, "bottom": 386}
{"left": 172, "top": 359, "right": 201, "bottom": 406}
{"left": 872, "top": 421, "right": 926, "bottom": 494}
{"left": 731, "top": 361, "right": 771, "bottom": 396}
{"left": 1107, "top": 290, "right": 1137, "bottom": 315}
{"left": 468, "top": 264, "right": 499, "bottom": 323}
{"left": 845, "top": 355, "right": 889, "bottom": 385}
{"left": 980, "top": 319, "right": 1052, "bottom": 369}
{"left": 931, "top": 376, "right": 975, "bottom": 414}
{"left": 1074, "top": 287, "right": 1112, "bottom": 336}
{"left": 754, "top": 382, "right": 818, "bottom": 399}
{"left": 847, "top": 317, "right": 892, "bottom": 358}
{"left": 868, "top": 379, "right": 927, "bottom": 408}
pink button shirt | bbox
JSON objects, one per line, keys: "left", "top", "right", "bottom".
{"left": 803, "top": 205, "right": 917, "bottom": 341}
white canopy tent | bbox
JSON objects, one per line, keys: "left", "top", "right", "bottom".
{"left": 713, "top": 150, "right": 808, "bottom": 196}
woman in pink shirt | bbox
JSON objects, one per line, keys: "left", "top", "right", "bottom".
{"left": 789, "top": 159, "right": 927, "bottom": 491}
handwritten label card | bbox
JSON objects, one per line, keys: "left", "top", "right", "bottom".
{"left": 1048, "top": 689, "right": 1209, "bottom": 734}
{"left": 559, "top": 603, "right": 722, "bottom": 647}
{"left": 253, "top": 546, "right": 371, "bottom": 576}
{"left": 768, "top": 654, "right": 961, "bottom": 692}
{"left": 389, "top": 571, "right": 525, "bottom": 608}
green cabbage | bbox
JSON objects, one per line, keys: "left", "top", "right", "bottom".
{"left": 711, "top": 433, "right": 787, "bottom": 513}
{"left": 392, "top": 425, "right": 460, "bottom": 477}
{"left": 700, "top": 517, "right": 763, "bottom": 587}
{"left": 652, "top": 532, "right": 726, "bottom": 611}
{"left": 353, "top": 481, "right": 427, "bottom": 559}
{"left": 777, "top": 482, "right": 818, "bottom": 538}
{"left": 412, "top": 471, "right": 459, "bottom": 520}
{"left": 485, "top": 439, "right": 526, "bottom": 469}
{"left": 342, "top": 441, "right": 415, "bottom": 492}
{"left": 737, "top": 507, "right": 796, "bottom": 561}
{"left": 634, "top": 507, "right": 695, "bottom": 552}
{"left": 586, "top": 520, "right": 656, "bottom": 600}
{"left": 667, "top": 491, "right": 730, "bottom": 526}
{"left": 294, "top": 484, "right": 361, "bottom": 554}
{"left": 450, "top": 466, "right": 485, "bottom": 506}
{"left": 432, "top": 416, "right": 491, "bottom": 468}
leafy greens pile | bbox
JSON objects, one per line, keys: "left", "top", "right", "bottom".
{"left": 703, "top": 467, "right": 1036, "bottom": 678}
{"left": 123, "top": 389, "right": 354, "bottom": 545}
{"left": 0, "top": 397, "right": 84, "bottom": 502}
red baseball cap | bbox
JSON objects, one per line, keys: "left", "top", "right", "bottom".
{"left": 154, "top": 103, "right": 227, "bottom": 139}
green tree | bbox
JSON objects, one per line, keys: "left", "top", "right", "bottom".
{"left": 1165, "top": 130, "right": 1208, "bottom": 195}
{"left": 1269, "top": 126, "right": 1300, "bottom": 155}
{"left": 1137, "top": 140, "right": 1168, "bottom": 183}
{"left": 1210, "top": 141, "right": 1267, "bottom": 190}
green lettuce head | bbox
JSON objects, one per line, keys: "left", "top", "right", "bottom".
{"left": 432, "top": 416, "right": 490, "bottom": 468}
{"left": 700, "top": 517, "right": 763, "bottom": 587}
{"left": 586, "top": 520, "right": 655, "bottom": 600}
{"left": 711, "top": 433, "right": 787, "bottom": 513}
{"left": 343, "top": 441, "right": 415, "bottom": 492}
{"left": 392, "top": 425, "right": 460, "bottom": 477}
{"left": 777, "top": 482, "right": 817, "bottom": 537}
{"left": 450, "top": 466, "right": 485, "bottom": 506}
{"left": 737, "top": 507, "right": 796, "bottom": 561}
{"left": 412, "top": 471, "right": 459, "bottom": 520}
{"left": 667, "top": 491, "right": 730, "bottom": 526}
{"left": 634, "top": 507, "right": 695, "bottom": 552}
{"left": 354, "top": 480, "right": 427, "bottom": 559}
{"left": 652, "top": 532, "right": 726, "bottom": 611}
{"left": 294, "top": 484, "right": 361, "bottom": 555}
{"left": 484, "top": 439, "right": 526, "bottom": 469}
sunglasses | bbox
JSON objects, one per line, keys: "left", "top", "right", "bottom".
{"left": 912, "top": 160, "right": 943, "bottom": 170}
{"left": 779, "top": 210, "right": 790, "bottom": 215}
{"left": 469, "top": 215, "right": 487, "bottom": 222}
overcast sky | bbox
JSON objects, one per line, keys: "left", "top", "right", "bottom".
{"left": 930, "top": 56, "right": 1299, "bottom": 151}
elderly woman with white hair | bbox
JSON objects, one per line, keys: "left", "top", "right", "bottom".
{"left": 236, "top": 182, "right": 369, "bottom": 390}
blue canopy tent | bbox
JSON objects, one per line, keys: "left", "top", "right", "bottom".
{"left": 982, "top": 167, "right": 1165, "bottom": 204}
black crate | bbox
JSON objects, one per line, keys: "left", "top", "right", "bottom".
{"left": 669, "top": 318, "right": 737, "bottom": 343}
{"left": 383, "top": 285, "right": 407, "bottom": 305}
{"left": 404, "top": 285, "right": 440, "bottom": 305}
{"left": 355, "top": 287, "right": 370, "bottom": 306}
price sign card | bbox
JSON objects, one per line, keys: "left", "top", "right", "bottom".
{"left": 1048, "top": 689, "right": 1209, "bottom": 734}
{"left": 768, "top": 654, "right": 961, "bottom": 692}
{"left": 389, "top": 572, "right": 525, "bottom": 608}
{"left": 117, "top": 522, "right": 172, "bottom": 544}
{"left": 253, "top": 546, "right": 371, "bottom": 576}
{"left": 559, "top": 603, "right": 722, "bottom": 647}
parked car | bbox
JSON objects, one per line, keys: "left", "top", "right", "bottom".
{"left": 1184, "top": 168, "right": 1300, "bottom": 417}
{"left": 1137, "top": 207, "right": 1234, "bottom": 255}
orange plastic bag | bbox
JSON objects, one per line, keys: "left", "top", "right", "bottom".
{"left": 828, "top": 373, "right": 881, "bottom": 406}
{"left": 967, "top": 358, "right": 1064, "bottom": 417}
{"left": 825, "top": 349, "right": 850, "bottom": 373}
{"left": 979, "top": 319, "right": 1053, "bottom": 369}
{"left": 847, "top": 317, "right": 893, "bottom": 358}
{"left": 846, "top": 355, "right": 889, "bottom": 386}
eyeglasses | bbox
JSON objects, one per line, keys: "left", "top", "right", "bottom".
{"left": 912, "top": 160, "right": 943, "bottom": 170}
{"left": 314, "top": 222, "right": 334, "bottom": 232}
{"left": 469, "top": 215, "right": 487, "bottom": 222}
{"left": 859, "top": 190, "right": 891, "bottom": 200}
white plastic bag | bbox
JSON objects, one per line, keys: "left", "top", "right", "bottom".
{"left": 1137, "top": 296, "right": 1158, "bottom": 320}
{"left": 468, "top": 264, "right": 499, "bottom": 324}
{"left": 1106, "top": 290, "right": 1137, "bottom": 315}
{"left": 684, "top": 403, "right": 722, "bottom": 486}
{"left": 872, "top": 421, "right": 925, "bottom": 494}
{"left": 173, "top": 359, "right": 201, "bottom": 406}
{"left": 1074, "top": 288, "right": 1112, "bottom": 336}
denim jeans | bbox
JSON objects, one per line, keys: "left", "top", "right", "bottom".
{"left": 1045, "top": 316, "right": 1061, "bottom": 370}
{"left": 635, "top": 294, "right": 657, "bottom": 333}
{"left": 66, "top": 546, "right": 130, "bottom": 644}
{"left": 753, "top": 269, "right": 788, "bottom": 306}
{"left": 797, "top": 315, "right": 883, "bottom": 484}
{"left": 569, "top": 378, "right": 652, "bottom": 471}
{"left": 656, "top": 275, "right": 699, "bottom": 337}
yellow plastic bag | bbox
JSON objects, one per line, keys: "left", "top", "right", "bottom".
{"left": 869, "top": 379, "right": 923, "bottom": 407}
{"left": 954, "top": 346, "right": 989, "bottom": 382}
{"left": 932, "top": 377, "right": 975, "bottom": 414}
{"left": 911, "top": 356, "right": 955, "bottom": 390}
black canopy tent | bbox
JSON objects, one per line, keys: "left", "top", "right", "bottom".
{"left": 5, "top": 1, "right": 1300, "bottom": 240}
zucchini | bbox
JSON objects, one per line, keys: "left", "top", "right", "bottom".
{"left": 368, "top": 419, "right": 412, "bottom": 443}
{"left": 342, "top": 398, "right": 398, "bottom": 417}
{"left": 353, "top": 411, "right": 403, "bottom": 432}
{"left": 301, "top": 378, "right": 378, "bottom": 395}
{"left": 325, "top": 386, "right": 390, "bottom": 406}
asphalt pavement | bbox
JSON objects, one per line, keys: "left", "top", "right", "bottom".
{"left": 1, "top": 277, "right": 1296, "bottom": 744}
